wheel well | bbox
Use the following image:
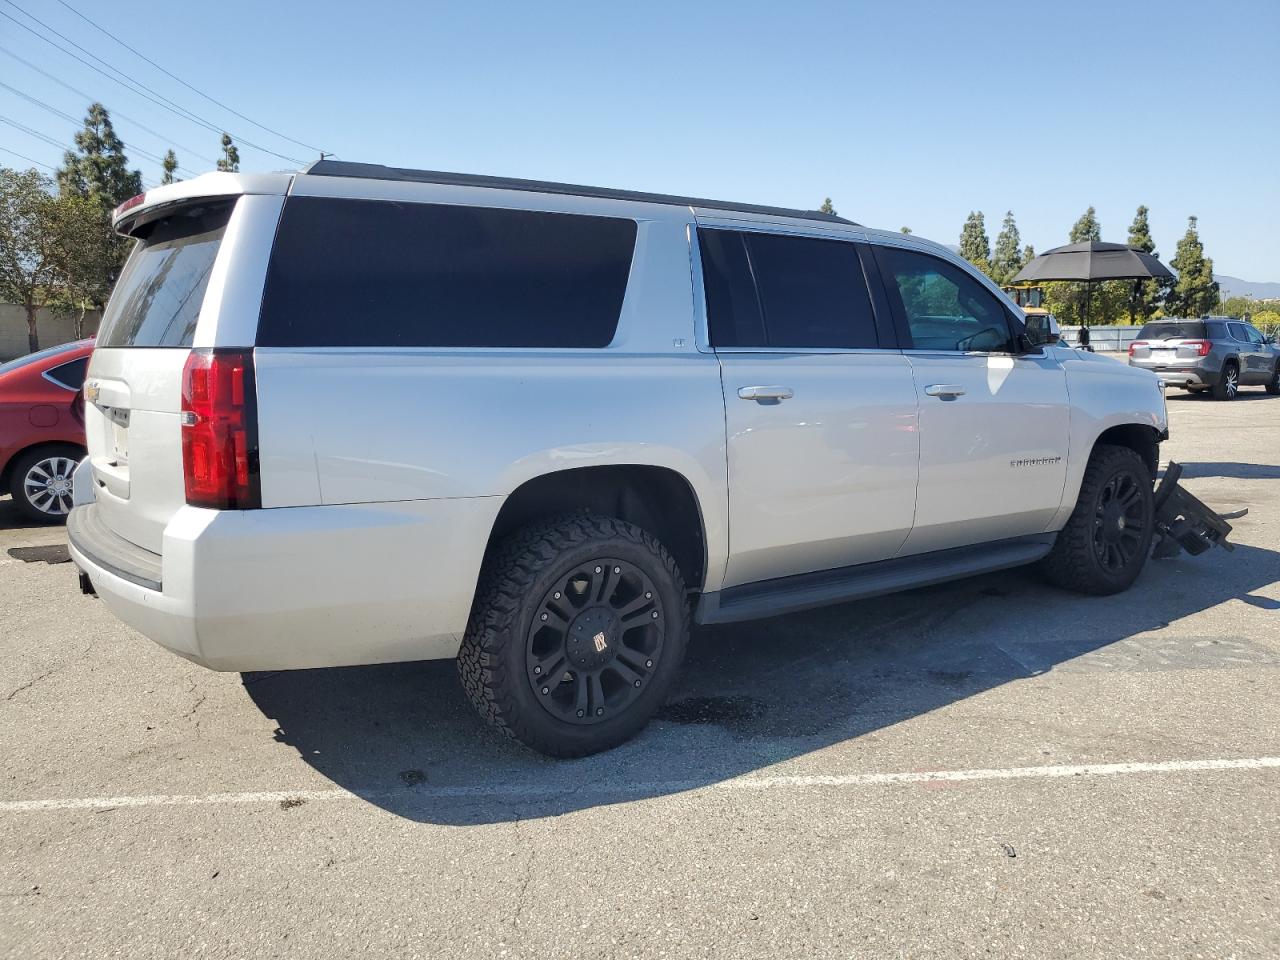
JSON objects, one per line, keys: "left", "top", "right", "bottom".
{"left": 0, "top": 441, "right": 84, "bottom": 490}
{"left": 486, "top": 466, "right": 707, "bottom": 590}
{"left": 1094, "top": 424, "right": 1160, "bottom": 477}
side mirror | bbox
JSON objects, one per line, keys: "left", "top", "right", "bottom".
{"left": 1022, "top": 314, "right": 1061, "bottom": 348}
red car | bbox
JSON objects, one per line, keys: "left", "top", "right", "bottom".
{"left": 0, "top": 339, "right": 94, "bottom": 522}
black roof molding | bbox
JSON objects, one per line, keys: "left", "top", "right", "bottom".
{"left": 302, "top": 160, "right": 857, "bottom": 226}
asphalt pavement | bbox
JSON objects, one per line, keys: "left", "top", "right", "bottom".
{"left": 2, "top": 387, "right": 1277, "bottom": 959}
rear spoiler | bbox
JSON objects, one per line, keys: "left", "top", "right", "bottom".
{"left": 1151, "top": 462, "right": 1244, "bottom": 558}
{"left": 111, "top": 172, "right": 294, "bottom": 236}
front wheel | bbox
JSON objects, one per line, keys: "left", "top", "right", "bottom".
{"left": 1266, "top": 363, "right": 1280, "bottom": 395}
{"left": 1042, "top": 445, "right": 1155, "bottom": 596}
{"left": 457, "top": 514, "right": 688, "bottom": 758}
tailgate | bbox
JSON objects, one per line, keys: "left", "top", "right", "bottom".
{"left": 84, "top": 200, "right": 234, "bottom": 554}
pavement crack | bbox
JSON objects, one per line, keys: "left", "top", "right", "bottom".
{"left": 4, "top": 668, "right": 57, "bottom": 702}
{"left": 508, "top": 817, "right": 535, "bottom": 930}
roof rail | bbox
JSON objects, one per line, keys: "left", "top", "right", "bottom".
{"left": 302, "top": 160, "right": 857, "bottom": 226}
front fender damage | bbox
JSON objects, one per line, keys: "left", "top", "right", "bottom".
{"left": 1151, "top": 462, "right": 1245, "bottom": 559}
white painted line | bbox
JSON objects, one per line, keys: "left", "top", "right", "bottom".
{"left": 3, "top": 756, "right": 1278, "bottom": 814}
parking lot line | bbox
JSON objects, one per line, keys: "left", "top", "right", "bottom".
{"left": 3, "top": 755, "right": 1277, "bottom": 814}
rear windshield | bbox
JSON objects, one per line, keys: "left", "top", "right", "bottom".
{"left": 256, "top": 198, "right": 637, "bottom": 349}
{"left": 1138, "top": 320, "right": 1205, "bottom": 340}
{"left": 97, "top": 201, "right": 233, "bottom": 348}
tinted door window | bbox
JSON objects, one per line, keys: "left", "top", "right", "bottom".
{"left": 875, "top": 246, "right": 1013, "bottom": 352}
{"left": 699, "top": 228, "right": 878, "bottom": 349}
{"left": 1228, "top": 323, "right": 1251, "bottom": 342}
{"left": 45, "top": 356, "right": 89, "bottom": 390}
{"left": 1245, "top": 325, "right": 1267, "bottom": 345}
{"left": 257, "top": 198, "right": 637, "bottom": 348}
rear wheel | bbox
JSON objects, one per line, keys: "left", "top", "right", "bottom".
{"left": 8, "top": 445, "right": 82, "bottom": 523}
{"left": 457, "top": 513, "right": 688, "bottom": 758}
{"left": 1211, "top": 362, "right": 1239, "bottom": 401}
{"left": 1042, "top": 445, "right": 1155, "bottom": 596}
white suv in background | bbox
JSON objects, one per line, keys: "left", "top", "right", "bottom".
{"left": 71, "top": 162, "right": 1175, "bottom": 757}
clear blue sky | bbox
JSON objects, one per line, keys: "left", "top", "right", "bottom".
{"left": 2, "top": 0, "right": 1277, "bottom": 279}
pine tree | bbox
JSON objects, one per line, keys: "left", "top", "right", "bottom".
{"left": 1126, "top": 205, "right": 1162, "bottom": 323}
{"left": 1069, "top": 206, "right": 1101, "bottom": 243}
{"left": 1021, "top": 243, "right": 1035, "bottom": 265}
{"left": 958, "top": 211, "right": 991, "bottom": 275}
{"left": 217, "top": 134, "right": 240, "bottom": 173}
{"left": 56, "top": 103, "right": 143, "bottom": 214}
{"left": 819, "top": 197, "right": 836, "bottom": 216}
{"left": 161, "top": 150, "right": 179, "bottom": 185}
{"left": 55, "top": 103, "right": 142, "bottom": 312}
{"left": 1165, "top": 216, "right": 1219, "bottom": 318}
{"left": 991, "top": 210, "right": 1023, "bottom": 284}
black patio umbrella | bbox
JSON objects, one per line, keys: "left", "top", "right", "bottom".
{"left": 1011, "top": 241, "right": 1175, "bottom": 332}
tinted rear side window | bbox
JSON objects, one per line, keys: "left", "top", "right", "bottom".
{"left": 699, "top": 228, "right": 878, "bottom": 349}
{"left": 1137, "top": 320, "right": 1205, "bottom": 340}
{"left": 98, "top": 201, "right": 232, "bottom": 348}
{"left": 257, "top": 198, "right": 637, "bottom": 348}
{"left": 45, "top": 356, "right": 89, "bottom": 390}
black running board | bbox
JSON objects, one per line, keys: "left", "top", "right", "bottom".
{"left": 696, "top": 534, "right": 1055, "bottom": 625}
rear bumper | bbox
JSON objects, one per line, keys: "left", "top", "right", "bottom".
{"left": 68, "top": 496, "right": 501, "bottom": 672}
{"left": 1132, "top": 364, "right": 1216, "bottom": 388}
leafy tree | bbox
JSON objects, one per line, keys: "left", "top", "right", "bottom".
{"left": 48, "top": 192, "right": 115, "bottom": 337}
{"left": 1165, "top": 216, "right": 1219, "bottom": 318}
{"left": 958, "top": 211, "right": 991, "bottom": 275}
{"left": 217, "top": 133, "right": 240, "bottom": 172}
{"left": 56, "top": 103, "right": 143, "bottom": 213}
{"left": 991, "top": 210, "right": 1023, "bottom": 284}
{"left": 819, "top": 197, "right": 836, "bottom": 216}
{"left": 0, "top": 169, "right": 62, "bottom": 352}
{"left": 900, "top": 226, "right": 912, "bottom": 234}
{"left": 1021, "top": 243, "right": 1035, "bottom": 264}
{"left": 1069, "top": 206, "right": 1101, "bottom": 243}
{"left": 1126, "top": 204, "right": 1163, "bottom": 323}
{"left": 161, "top": 150, "right": 179, "bottom": 185}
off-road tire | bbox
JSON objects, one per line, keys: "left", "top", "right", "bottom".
{"left": 1211, "top": 361, "right": 1239, "bottom": 401}
{"left": 1266, "top": 362, "right": 1280, "bottom": 395}
{"left": 457, "top": 513, "right": 688, "bottom": 758}
{"left": 1041, "top": 444, "right": 1155, "bottom": 596}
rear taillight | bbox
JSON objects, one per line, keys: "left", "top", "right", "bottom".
{"left": 1183, "top": 339, "right": 1212, "bottom": 357}
{"left": 180, "top": 349, "right": 260, "bottom": 509}
{"left": 1128, "top": 341, "right": 1146, "bottom": 356}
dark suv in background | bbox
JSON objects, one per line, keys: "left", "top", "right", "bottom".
{"left": 1129, "top": 317, "right": 1280, "bottom": 400}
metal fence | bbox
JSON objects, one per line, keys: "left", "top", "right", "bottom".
{"left": 1060, "top": 326, "right": 1141, "bottom": 353}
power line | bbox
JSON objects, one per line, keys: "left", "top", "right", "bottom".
{"left": 52, "top": 0, "right": 324, "bottom": 156}
{"left": 0, "top": 145, "right": 56, "bottom": 172}
{"left": 0, "top": 44, "right": 219, "bottom": 165}
{"left": 0, "top": 114, "right": 158, "bottom": 188}
{"left": 0, "top": 4, "right": 304, "bottom": 165}
{"left": 0, "top": 80, "right": 200, "bottom": 176}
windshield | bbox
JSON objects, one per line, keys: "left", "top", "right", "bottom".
{"left": 1138, "top": 320, "right": 1206, "bottom": 340}
{"left": 0, "top": 340, "right": 86, "bottom": 377}
{"left": 97, "top": 201, "right": 234, "bottom": 348}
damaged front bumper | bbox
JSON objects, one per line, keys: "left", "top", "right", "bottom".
{"left": 1151, "top": 462, "right": 1245, "bottom": 558}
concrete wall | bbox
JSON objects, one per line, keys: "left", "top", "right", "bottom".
{"left": 0, "top": 304, "right": 102, "bottom": 361}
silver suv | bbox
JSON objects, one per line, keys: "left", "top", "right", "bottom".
{"left": 70, "top": 162, "right": 1178, "bottom": 757}
{"left": 1129, "top": 316, "right": 1280, "bottom": 399}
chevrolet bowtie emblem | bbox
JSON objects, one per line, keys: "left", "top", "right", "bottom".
{"left": 592, "top": 631, "right": 608, "bottom": 653}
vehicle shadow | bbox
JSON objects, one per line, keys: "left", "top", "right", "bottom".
{"left": 0, "top": 496, "right": 64, "bottom": 533}
{"left": 243, "top": 538, "right": 1280, "bottom": 825}
{"left": 1166, "top": 391, "right": 1276, "bottom": 402}
{"left": 1175, "top": 462, "right": 1280, "bottom": 481}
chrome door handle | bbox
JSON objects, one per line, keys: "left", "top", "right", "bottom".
{"left": 737, "top": 385, "right": 794, "bottom": 401}
{"left": 924, "top": 383, "right": 966, "bottom": 400}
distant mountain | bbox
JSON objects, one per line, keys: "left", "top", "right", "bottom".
{"left": 1216, "top": 275, "right": 1280, "bottom": 300}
